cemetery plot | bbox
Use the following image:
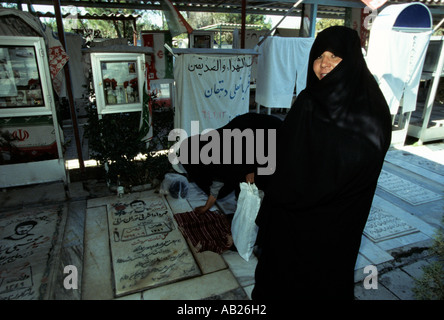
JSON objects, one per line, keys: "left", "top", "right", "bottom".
{"left": 107, "top": 194, "right": 201, "bottom": 297}
{"left": 0, "top": 205, "right": 66, "bottom": 300}
{"left": 377, "top": 170, "right": 442, "bottom": 206}
{"left": 364, "top": 206, "right": 418, "bottom": 242}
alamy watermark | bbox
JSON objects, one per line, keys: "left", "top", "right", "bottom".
{"left": 363, "top": 265, "right": 378, "bottom": 290}
{"left": 168, "top": 121, "right": 277, "bottom": 176}
{"left": 63, "top": 265, "right": 78, "bottom": 290}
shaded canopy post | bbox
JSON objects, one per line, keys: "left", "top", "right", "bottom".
{"left": 52, "top": 0, "right": 85, "bottom": 173}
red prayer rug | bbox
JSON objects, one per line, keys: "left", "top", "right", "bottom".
{"left": 174, "top": 210, "right": 233, "bottom": 254}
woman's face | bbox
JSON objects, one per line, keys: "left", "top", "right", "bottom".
{"left": 313, "top": 51, "right": 343, "bottom": 80}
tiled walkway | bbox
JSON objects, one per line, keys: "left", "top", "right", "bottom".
{"left": 0, "top": 142, "right": 442, "bottom": 300}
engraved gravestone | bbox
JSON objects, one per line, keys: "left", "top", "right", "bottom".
{"left": 107, "top": 194, "right": 201, "bottom": 297}
{"left": 386, "top": 151, "right": 444, "bottom": 176}
{"left": 0, "top": 206, "right": 65, "bottom": 300}
{"left": 377, "top": 170, "right": 442, "bottom": 205}
{"left": 364, "top": 206, "right": 418, "bottom": 242}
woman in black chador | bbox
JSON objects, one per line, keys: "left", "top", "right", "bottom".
{"left": 252, "top": 26, "right": 392, "bottom": 300}
{"left": 180, "top": 113, "right": 282, "bottom": 214}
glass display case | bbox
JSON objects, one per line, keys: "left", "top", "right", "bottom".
{"left": 91, "top": 52, "right": 146, "bottom": 115}
{"left": 0, "top": 36, "right": 66, "bottom": 188}
{"left": 0, "top": 36, "right": 53, "bottom": 117}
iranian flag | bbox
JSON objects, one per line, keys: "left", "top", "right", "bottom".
{"left": 160, "top": 0, "right": 194, "bottom": 37}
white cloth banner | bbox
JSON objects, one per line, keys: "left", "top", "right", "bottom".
{"left": 174, "top": 54, "right": 252, "bottom": 136}
{"left": 366, "top": 3, "right": 432, "bottom": 115}
{"left": 367, "top": 30, "right": 431, "bottom": 115}
{"left": 255, "top": 37, "right": 315, "bottom": 109}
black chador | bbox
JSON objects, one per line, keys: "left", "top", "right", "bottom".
{"left": 252, "top": 26, "right": 392, "bottom": 300}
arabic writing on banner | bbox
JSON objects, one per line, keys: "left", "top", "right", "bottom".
{"left": 187, "top": 56, "right": 252, "bottom": 75}
{"left": 174, "top": 54, "right": 253, "bottom": 136}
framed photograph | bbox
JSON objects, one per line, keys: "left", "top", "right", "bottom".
{"left": 128, "top": 62, "right": 136, "bottom": 74}
{"left": 15, "top": 90, "right": 27, "bottom": 105}
{"left": 91, "top": 52, "right": 146, "bottom": 115}
{"left": 190, "top": 31, "right": 214, "bottom": 49}
{"left": 0, "top": 36, "right": 53, "bottom": 117}
{"left": 0, "top": 48, "right": 17, "bottom": 98}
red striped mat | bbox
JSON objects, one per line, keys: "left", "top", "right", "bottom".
{"left": 174, "top": 210, "right": 233, "bottom": 254}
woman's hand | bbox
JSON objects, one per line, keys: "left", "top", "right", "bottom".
{"left": 194, "top": 205, "right": 209, "bottom": 215}
{"left": 194, "top": 195, "right": 217, "bottom": 215}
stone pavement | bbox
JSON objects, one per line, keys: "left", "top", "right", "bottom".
{"left": 354, "top": 142, "right": 444, "bottom": 300}
{"left": 0, "top": 142, "right": 442, "bottom": 300}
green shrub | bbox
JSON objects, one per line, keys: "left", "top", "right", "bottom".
{"left": 412, "top": 216, "right": 444, "bottom": 300}
{"left": 84, "top": 94, "right": 174, "bottom": 188}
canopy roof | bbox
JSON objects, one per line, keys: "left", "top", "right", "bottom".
{"left": 6, "top": 1, "right": 444, "bottom": 19}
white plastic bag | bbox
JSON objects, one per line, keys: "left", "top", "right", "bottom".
{"left": 159, "top": 173, "right": 189, "bottom": 199}
{"left": 231, "top": 182, "right": 261, "bottom": 261}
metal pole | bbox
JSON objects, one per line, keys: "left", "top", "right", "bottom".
{"left": 241, "top": 0, "right": 247, "bottom": 49}
{"left": 309, "top": 3, "right": 317, "bottom": 38}
{"left": 433, "top": 17, "right": 444, "bottom": 33}
{"left": 52, "top": 0, "right": 85, "bottom": 173}
{"left": 254, "top": 0, "right": 304, "bottom": 50}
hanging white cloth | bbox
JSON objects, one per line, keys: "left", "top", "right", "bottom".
{"left": 174, "top": 54, "right": 252, "bottom": 136}
{"left": 255, "top": 36, "right": 314, "bottom": 109}
{"left": 366, "top": 3, "right": 432, "bottom": 115}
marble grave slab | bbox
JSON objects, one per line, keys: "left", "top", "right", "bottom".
{"left": 0, "top": 205, "right": 66, "bottom": 300}
{"left": 377, "top": 170, "right": 442, "bottom": 206}
{"left": 107, "top": 193, "right": 201, "bottom": 297}
{"left": 385, "top": 150, "right": 444, "bottom": 177}
{"left": 363, "top": 206, "right": 418, "bottom": 242}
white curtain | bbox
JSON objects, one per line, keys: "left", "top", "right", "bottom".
{"left": 255, "top": 36, "right": 315, "bottom": 109}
